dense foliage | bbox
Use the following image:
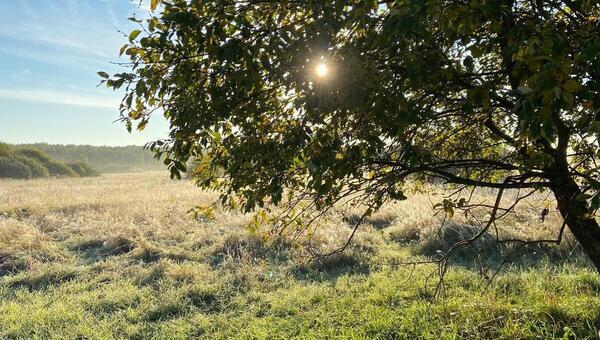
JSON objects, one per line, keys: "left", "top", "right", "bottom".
{"left": 0, "top": 143, "right": 98, "bottom": 179}
{"left": 12, "top": 155, "right": 50, "bottom": 178}
{"left": 106, "top": 1, "right": 600, "bottom": 270}
{"left": 15, "top": 144, "right": 164, "bottom": 173}
{"left": 0, "top": 157, "right": 32, "bottom": 179}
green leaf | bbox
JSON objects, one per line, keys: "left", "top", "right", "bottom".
{"left": 470, "top": 45, "right": 483, "bottom": 58}
{"left": 129, "top": 30, "right": 141, "bottom": 42}
{"left": 562, "top": 79, "right": 581, "bottom": 93}
{"left": 576, "top": 193, "right": 592, "bottom": 201}
{"left": 562, "top": 92, "right": 574, "bottom": 106}
{"left": 517, "top": 86, "right": 533, "bottom": 95}
{"left": 137, "top": 120, "right": 148, "bottom": 131}
{"left": 97, "top": 71, "right": 109, "bottom": 79}
{"left": 589, "top": 121, "right": 600, "bottom": 133}
{"left": 119, "top": 44, "right": 128, "bottom": 57}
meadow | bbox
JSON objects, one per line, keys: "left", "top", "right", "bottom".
{"left": 0, "top": 172, "right": 599, "bottom": 339}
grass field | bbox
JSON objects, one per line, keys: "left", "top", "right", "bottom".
{"left": 0, "top": 172, "right": 599, "bottom": 339}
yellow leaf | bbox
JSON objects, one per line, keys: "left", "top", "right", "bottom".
{"left": 150, "top": 0, "right": 160, "bottom": 11}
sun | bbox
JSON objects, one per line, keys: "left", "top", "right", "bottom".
{"left": 315, "top": 63, "right": 329, "bottom": 78}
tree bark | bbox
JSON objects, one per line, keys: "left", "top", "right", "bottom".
{"left": 549, "top": 164, "right": 600, "bottom": 273}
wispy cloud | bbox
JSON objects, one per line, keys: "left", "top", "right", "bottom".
{"left": 0, "top": 0, "right": 167, "bottom": 145}
{"left": 0, "top": 43, "right": 108, "bottom": 71}
{"left": 0, "top": 89, "right": 121, "bottom": 109}
{"left": 10, "top": 69, "right": 32, "bottom": 80}
{"left": 0, "top": 0, "right": 148, "bottom": 65}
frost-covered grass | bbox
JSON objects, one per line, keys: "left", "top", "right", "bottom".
{"left": 0, "top": 172, "right": 598, "bottom": 339}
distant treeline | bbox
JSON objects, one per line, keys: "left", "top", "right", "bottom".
{"left": 0, "top": 143, "right": 99, "bottom": 179}
{"left": 13, "top": 143, "right": 164, "bottom": 173}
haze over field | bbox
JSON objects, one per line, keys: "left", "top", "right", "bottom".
{"left": 1, "top": 0, "right": 599, "bottom": 338}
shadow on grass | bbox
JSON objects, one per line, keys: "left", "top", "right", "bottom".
{"left": 208, "top": 233, "right": 294, "bottom": 267}
{"left": 8, "top": 266, "right": 81, "bottom": 290}
{"left": 187, "top": 285, "right": 223, "bottom": 314}
{"left": 392, "top": 221, "right": 593, "bottom": 270}
{"left": 71, "top": 236, "right": 135, "bottom": 260}
{"left": 207, "top": 233, "right": 373, "bottom": 283}
{"left": 291, "top": 252, "right": 372, "bottom": 283}
{"left": 346, "top": 213, "right": 396, "bottom": 229}
{"left": 145, "top": 300, "right": 188, "bottom": 322}
{"left": 0, "top": 252, "right": 29, "bottom": 276}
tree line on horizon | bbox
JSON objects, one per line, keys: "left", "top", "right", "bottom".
{"left": 0, "top": 143, "right": 98, "bottom": 179}
{"left": 13, "top": 143, "right": 164, "bottom": 173}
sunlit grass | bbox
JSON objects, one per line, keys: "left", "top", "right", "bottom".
{"left": 0, "top": 172, "right": 598, "bottom": 338}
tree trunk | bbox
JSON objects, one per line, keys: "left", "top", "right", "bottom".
{"left": 549, "top": 166, "right": 600, "bottom": 273}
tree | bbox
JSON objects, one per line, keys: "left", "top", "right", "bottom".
{"left": 0, "top": 157, "right": 31, "bottom": 179}
{"left": 104, "top": 1, "right": 600, "bottom": 271}
{"left": 13, "top": 155, "right": 50, "bottom": 178}
{"left": 0, "top": 143, "right": 11, "bottom": 158}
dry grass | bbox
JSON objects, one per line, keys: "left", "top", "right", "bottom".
{"left": 0, "top": 172, "right": 598, "bottom": 338}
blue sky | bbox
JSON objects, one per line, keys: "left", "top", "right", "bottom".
{"left": 0, "top": 0, "right": 169, "bottom": 146}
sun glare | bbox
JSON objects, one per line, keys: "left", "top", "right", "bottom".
{"left": 315, "top": 63, "right": 329, "bottom": 78}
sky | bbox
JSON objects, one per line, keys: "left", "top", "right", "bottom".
{"left": 0, "top": 0, "right": 169, "bottom": 146}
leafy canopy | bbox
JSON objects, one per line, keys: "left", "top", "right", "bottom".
{"left": 105, "top": 1, "right": 599, "bottom": 226}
